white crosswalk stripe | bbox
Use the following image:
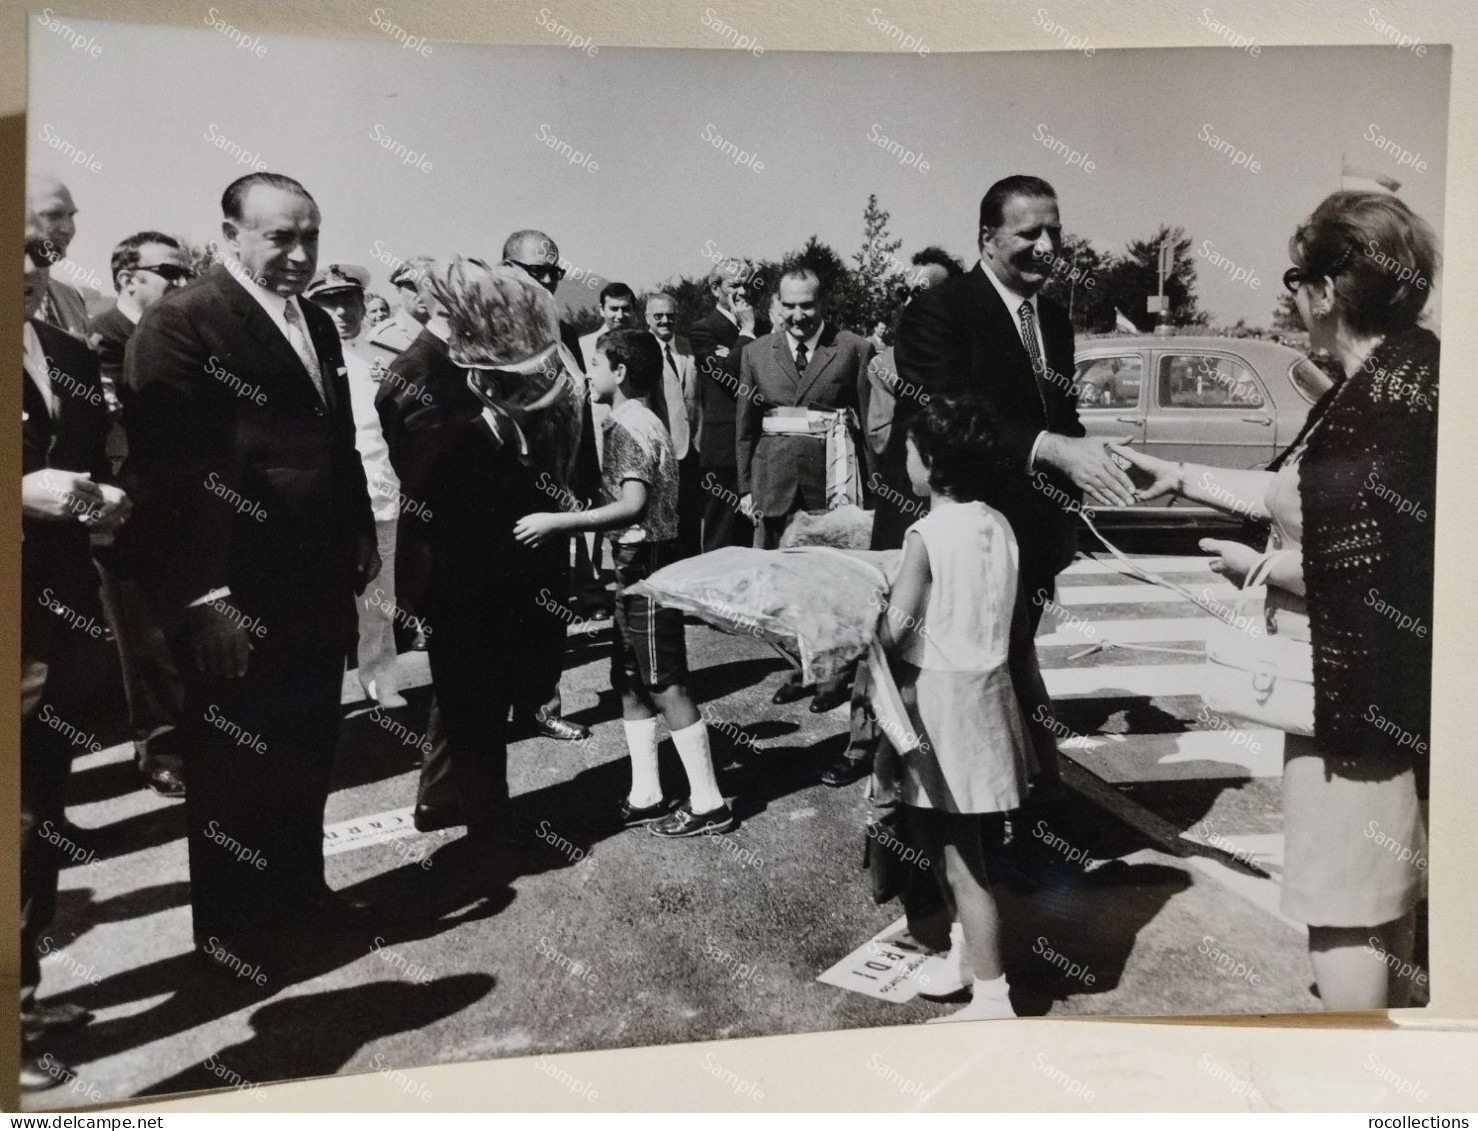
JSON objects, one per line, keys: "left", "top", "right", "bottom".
{"left": 1038, "top": 551, "right": 1288, "bottom": 912}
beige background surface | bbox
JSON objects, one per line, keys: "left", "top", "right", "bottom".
{"left": 3, "top": 0, "right": 1475, "bottom": 1113}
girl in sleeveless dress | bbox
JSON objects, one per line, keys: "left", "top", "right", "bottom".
{"left": 874, "top": 395, "right": 1034, "bottom": 1022}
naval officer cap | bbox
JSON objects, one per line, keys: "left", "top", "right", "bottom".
{"left": 305, "top": 262, "right": 370, "bottom": 299}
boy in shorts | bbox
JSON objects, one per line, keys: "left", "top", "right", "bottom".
{"left": 514, "top": 329, "right": 734, "bottom": 837}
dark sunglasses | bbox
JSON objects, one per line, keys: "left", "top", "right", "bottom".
{"left": 1283, "top": 245, "right": 1354, "bottom": 294}
{"left": 137, "top": 263, "right": 194, "bottom": 283}
{"left": 507, "top": 259, "right": 567, "bottom": 284}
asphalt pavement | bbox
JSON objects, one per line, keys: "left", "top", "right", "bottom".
{"left": 29, "top": 539, "right": 1380, "bottom": 1109}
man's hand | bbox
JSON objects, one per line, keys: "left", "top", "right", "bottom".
{"left": 21, "top": 469, "right": 104, "bottom": 522}
{"left": 352, "top": 535, "right": 382, "bottom": 596}
{"left": 1036, "top": 434, "right": 1139, "bottom": 508}
{"left": 89, "top": 483, "right": 132, "bottom": 534}
{"left": 187, "top": 599, "right": 253, "bottom": 679}
{"left": 1109, "top": 443, "right": 1180, "bottom": 501}
{"left": 513, "top": 512, "right": 563, "bottom": 549}
{"left": 738, "top": 493, "right": 761, "bottom": 520}
{"left": 731, "top": 293, "right": 757, "bottom": 336}
{"left": 1200, "top": 538, "right": 1262, "bottom": 588}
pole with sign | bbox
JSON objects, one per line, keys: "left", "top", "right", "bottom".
{"left": 1151, "top": 238, "right": 1174, "bottom": 336}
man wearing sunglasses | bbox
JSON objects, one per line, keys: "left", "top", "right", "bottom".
{"left": 93, "top": 231, "right": 194, "bottom": 396}
{"left": 501, "top": 228, "right": 586, "bottom": 367}
{"left": 91, "top": 231, "right": 195, "bottom": 800}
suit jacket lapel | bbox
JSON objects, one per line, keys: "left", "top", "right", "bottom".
{"left": 794, "top": 325, "right": 840, "bottom": 403}
{"left": 772, "top": 333, "right": 802, "bottom": 397}
{"left": 301, "top": 306, "right": 341, "bottom": 412}
{"left": 971, "top": 264, "right": 1045, "bottom": 423}
{"left": 216, "top": 267, "right": 320, "bottom": 408}
{"left": 21, "top": 339, "right": 54, "bottom": 456}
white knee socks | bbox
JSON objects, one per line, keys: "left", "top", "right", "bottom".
{"left": 622, "top": 717, "right": 662, "bottom": 808}
{"left": 671, "top": 720, "right": 724, "bottom": 814}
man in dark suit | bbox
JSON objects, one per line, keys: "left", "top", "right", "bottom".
{"left": 689, "top": 260, "right": 769, "bottom": 552}
{"left": 20, "top": 251, "right": 129, "bottom": 1091}
{"left": 894, "top": 175, "right": 1136, "bottom": 628}
{"left": 118, "top": 173, "right": 380, "bottom": 971}
{"left": 736, "top": 267, "right": 871, "bottom": 712}
{"left": 92, "top": 231, "right": 195, "bottom": 799}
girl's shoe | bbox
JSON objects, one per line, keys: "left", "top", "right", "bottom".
{"left": 918, "top": 923, "right": 973, "bottom": 999}
{"left": 926, "top": 974, "right": 1017, "bottom": 1023}
{"left": 925, "top": 993, "right": 1018, "bottom": 1023}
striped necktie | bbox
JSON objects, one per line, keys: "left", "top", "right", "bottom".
{"left": 1018, "top": 300, "right": 1049, "bottom": 420}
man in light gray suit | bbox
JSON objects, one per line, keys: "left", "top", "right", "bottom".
{"left": 646, "top": 292, "right": 701, "bottom": 556}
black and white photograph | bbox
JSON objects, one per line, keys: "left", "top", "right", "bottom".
{"left": 17, "top": 4, "right": 1447, "bottom": 1109}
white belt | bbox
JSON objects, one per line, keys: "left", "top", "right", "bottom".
{"left": 761, "top": 407, "right": 840, "bottom": 436}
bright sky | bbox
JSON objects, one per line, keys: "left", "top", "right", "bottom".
{"left": 28, "top": 15, "right": 1448, "bottom": 326}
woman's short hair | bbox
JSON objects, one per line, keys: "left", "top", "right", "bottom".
{"left": 1290, "top": 191, "right": 1440, "bottom": 336}
{"left": 905, "top": 393, "right": 1005, "bottom": 503}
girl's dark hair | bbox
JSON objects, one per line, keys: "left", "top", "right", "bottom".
{"left": 905, "top": 393, "right": 1005, "bottom": 502}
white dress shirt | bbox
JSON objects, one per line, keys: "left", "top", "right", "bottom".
{"left": 979, "top": 260, "right": 1050, "bottom": 470}
{"left": 224, "top": 257, "right": 310, "bottom": 342}
{"left": 116, "top": 294, "right": 143, "bottom": 325}
{"left": 784, "top": 322, "right": 825, "bottom": 366}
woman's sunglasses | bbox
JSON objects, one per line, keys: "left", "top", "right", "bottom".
{"left": 1282, "top": 245, "right": 1354, "bottom": 294}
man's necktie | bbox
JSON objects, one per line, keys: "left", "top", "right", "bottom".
{"left": 1018, "top": 300, "right": 1049, "bottom": 421}
{"left": 38, "top": 289, "right": 62, "bottom": 331}
{"left": 283, "top": 299, "right": 328, "bottom": 405}
{"left": 664, "top": 343, "right": 679, "bottom": 379}
{"left": 795, "top": 341, "right": 809, "bottom": 374}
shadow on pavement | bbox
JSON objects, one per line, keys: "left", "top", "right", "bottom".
{"left": 136, "top": 973, "right": 495, "bottom": 1100}
{"left": 41, "top": 879, "right": 511, "bottom": 1082}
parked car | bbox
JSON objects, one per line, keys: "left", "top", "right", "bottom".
{"left": 1072, "top": 335, "right": 1333, "bottom": 526}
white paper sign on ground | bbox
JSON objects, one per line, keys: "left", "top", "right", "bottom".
{"left": 817, "top": 914, "right": 950, "bottom": 1002}
{"left": 322, "top": 806, "right": 421, "bottom": 855}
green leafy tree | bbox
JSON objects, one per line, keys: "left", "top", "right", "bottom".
{"left": 1102, "top": 225, "right": 1207, "bottom": 330}
{"left": 1037, "top": 232, "right": 1112, "bottom": 333}
{"left": 1272, "top": 291, "right": 1303, "bottom": 333}
{"left": 851, "top": 193, "right": 902, "bottom": 335}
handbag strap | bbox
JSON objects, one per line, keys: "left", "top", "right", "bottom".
{"left": 1077, "top": 510, "right": 1264, "bottom": 631}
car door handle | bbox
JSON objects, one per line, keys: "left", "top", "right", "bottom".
{"left": 1241, "top": 416, "right": 1273, "bottom": 426}
{"left": 1115, "top": 416, "right": 1144, "bottom": 425}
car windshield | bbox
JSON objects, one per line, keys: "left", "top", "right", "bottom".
{"left": 1289, "top": 357, "right": 1334, "bottom": 403}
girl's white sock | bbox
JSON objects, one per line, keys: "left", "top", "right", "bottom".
{"left": 671, "top": 720, "right": 724, "bottom": 814}
{"left": 972, "top": 973, "right": 1013, "bottom": 1007}
{"left": 622, "top": 717, "right": 662, "bottom": 807}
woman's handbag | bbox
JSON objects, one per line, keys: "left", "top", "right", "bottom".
{"left": 861, "top": 806, "right": 908, "bottom": 905}
{"left": 1203, "top": 551, "right": 1315, "bottom": 736}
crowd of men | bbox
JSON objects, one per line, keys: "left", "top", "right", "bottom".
{"left": 19, "top": 165, "right": 1135, "bottom": 1094}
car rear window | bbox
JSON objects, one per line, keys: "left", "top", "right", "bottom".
{"left": 1289, "top": 357, "right": 1334, "bottom": 403}
{"left": 1074, "top": 355, "right": 1142, "bottom": 408}
{"left": 1157, "top": 354, "right": 1266, "bottom": 408}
